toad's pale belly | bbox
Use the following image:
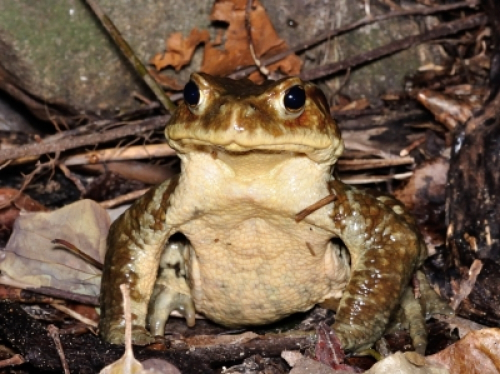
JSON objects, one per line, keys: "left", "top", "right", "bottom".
{"left": 179, "top": 215, "right": 350, "bottom": 326}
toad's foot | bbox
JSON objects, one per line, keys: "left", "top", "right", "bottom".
{"left": 149, "top": 285, "right": 196, "bottom": 336}
{"left": 148, "top": 240, "right": 195, "bottom": 337}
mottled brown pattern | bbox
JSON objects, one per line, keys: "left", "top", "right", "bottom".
{"left": 166, "top": 73, "right": 341, "bottom": 154}
{"left": 329, "top": 180, "right": 426, "bottom": 351}
{"left": 99, "top": 175, "right": 179, "bottom": 341}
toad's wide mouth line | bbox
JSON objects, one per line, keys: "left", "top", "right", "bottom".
{"left": 168, "top": 138, "right": 332, "bottom": 152}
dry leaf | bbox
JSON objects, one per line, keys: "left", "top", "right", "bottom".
{"left": 151, "top": 0, "right": 302, "bottom": 80}
{"left": 365, "top": 352, "right": 449, "bottom": 374}
{"left": 0, "top": 188, "right": 47, "bottom": 235}
{"left": 150, "top": 28, "right": 210, "bottom": 71}
{"left": 433, "top": 315, "right": 488, "bottom": 339}
{"left": 426, "top": 328, "right": 500, "bottom": 374}
{"left": 394, "top": 157, "right": 449, "bottom": 254}
{"left": 203, "top": 0, "right": 302, "bottom": 77}
{"left": 289, "top": 358, "right": 339, "bottom": 374}
{"left": 147, "top": 69, "right": 184, "bottom": 91}
{"left": 338, "top": 98, "right": 371, "bottom": 111}
{"left": 416, "top": 89, "right": 473, "bottom": 131}
{"left": 0, "top": 200, "right": 109, "bottom": 296}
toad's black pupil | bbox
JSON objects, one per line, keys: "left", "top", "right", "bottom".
{"left": 184, "top": 80, "right": 200, "bottom": 106}
{"left": 284, "top": 85, "right": 305, "bottom": 111}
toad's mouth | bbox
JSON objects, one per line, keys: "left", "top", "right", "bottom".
{"left": 167, "top": 134, "right": 344, "bottom": 164}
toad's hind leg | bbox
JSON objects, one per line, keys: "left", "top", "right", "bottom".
{"left": 148, "top": 238, "right": 196, "bottom": 337}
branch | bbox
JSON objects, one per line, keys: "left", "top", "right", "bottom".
{"left": 300, "top": 13, "right": 487, "bottom": 81}
{"left": 0, "top": 115, "right": 169, "bottom": 163}
{"left": 84, "top": 0, "right": 176, "bottom": 113}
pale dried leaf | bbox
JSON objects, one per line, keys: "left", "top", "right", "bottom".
{"left": 289, "top": 358, "right": 338, "bottom": 374}
{"left": 150, "top": 28, "right": 210, "bottom": 71}
{"left": 433, "top": 315, "right": 488, "bottom": 339}
{"left": 99, "top": 354, "right": 162, "bottom": 374}
{"left": 365, "top": 352, "right": 449, "bottom": 374}
{"left": 0, "top": 200, "right": 109, "bottom": 296}
{"left": 426, "top": 328, "right": 500, "bottom": 374}
{"left": 281, "top": 350, "right": 304, "bottom": 368}
{"left": 202, "top": 0, "right": 302, "bottom": 78}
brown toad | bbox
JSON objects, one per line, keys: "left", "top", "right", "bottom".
{"left": 99, "top": 73, "right": 428, "bottom": 352}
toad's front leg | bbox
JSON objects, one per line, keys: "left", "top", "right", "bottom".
{"left": 329, "top": 181, "right": 427, "bottom": 352}
{"left": 99, "top": 176, "right": 179, "bottom": 345}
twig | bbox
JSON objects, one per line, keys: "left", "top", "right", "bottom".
{"left": 84, "top": 0, "right": 176, "bottom": 114}
{"left": 26, "top": 286, "right": 99, "bottom": 306}
{"left": 337, "top": 156, "right": 414, "bottom": 171}
{"left": 47, "top": 325, "right": 71, "bottom": 374}
{"left": 0, "top": 115, "right": 168, "bottom": 163}
{"left": 0, "top": 158, "right": 58, "bottom": 210}
{"left": 62, "top": 143, "right": 176, "bottom": 166}
{"left": 229, "top": 0, "right": 481, "bottom": 79}
{"left": 400, "top": 135, "right": 427, "bottom": 156}
{"left": 300, "top": 13, "right": 487, "bottom": 81}
{"left": 51, "top": 239, "right": 104, "bottom": 271}
{"left": 295, "top": 194, "right": 337, "bottom": 222}
{"left": 245, "top": 0, "right": 269, "bottom": 76}
{"left": 58, "top": 163, "right": 87, "bottom": 195}
{"left": 0, "top": 354, "right": 25, "bottom": 369}
{"left": 341, "top": 171, "right": 414, "bottom": 184}
{"left": 100, "top": 187, "right": 150, "bottom": 209}
{"left": 121, "top": 284, "right": 133, "bottom": 358}
{"left": 50, "top": 303, "right": 98, "bottom": 328}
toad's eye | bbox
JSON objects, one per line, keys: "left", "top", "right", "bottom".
{"left": 184, "top": 80, "right": 200, "bottom": 106}
{"left": 284, "top": 85, "right": 306, "bottom": 111}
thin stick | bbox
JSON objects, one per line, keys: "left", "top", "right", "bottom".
{"left": 50, "top": 303, "right": 98, "bottom": 328}
{"left": 47, "top": 325, "right": 71, "bottom": 374}
{"left": 245, "top": 0, "right": 269, "bottom": 76}
{"left": 0, "top": 115, "right": 168, "bottom": 163}
{"left": 337, "top": 156, "right": 414, "bottom": 171}
{"left": 295, "top": 194, "right": 337, "bottom": 222}
{"left": 0, "top": 355, "right": 25, "bottom": 369}
{"left": 62, "top": 143, "right": 176, "bottom": 166}
{"left": 84, "top": 0, "right": 176, "bottom": 114}
{"left": 100, "top": 187, "right": 150, "bottom": 209}
{"left": 301, "top": 13, "right": 487, "bottom": 81}
{"left": 51, "top": 239, "right": 104, "bottom": 271}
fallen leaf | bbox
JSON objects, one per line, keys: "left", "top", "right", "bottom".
{"left": 426, "top": 328, "right": 500, "bottom": 374}
{"left": 0, "top": 188, "right": 47, "bottom": 241}
{"left": 0, "top": 200, "right": 109, "bottom": 296}
{"left": 203, "top": 0, "right": 302, "bottom": 78}
{"left": 416, "top": 89, "right": 473, "bottom": 131}
{"left": 394, "top": 157, "right": 449, "bottom": 255}
{"left": 150, "top": 28, "right": 210, "bottom": 71}
{"left": 338, "top": 98, "right": 371, "bottom": 111}
{"left": 148, "top": 69, "right": 184, "bottom": 91}
{"left": 315, "top": 322, "right": 362, "bottom": 372}
{"left": 365, "top": 351, "right": 449, "bottom": 374}
{"left": 433, "top": 315, "right": 488, "bottom": 339}
{"left": 150, "top": 0, "right": 302, "bottom": 80}
{"left": 289, "top": 357, "right": 339, "bottom": 374}
{"left": 281, "top": 350, "right": 304, "bottom": 368}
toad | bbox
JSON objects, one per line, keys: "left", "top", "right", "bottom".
{"left": 99, "top": 73, "right": 428, "bottom": 352}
